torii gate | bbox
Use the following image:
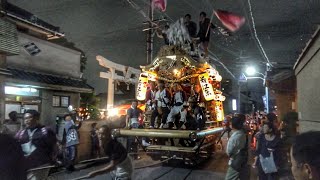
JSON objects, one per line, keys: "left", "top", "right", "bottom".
{"left": 96, "top": 55, "right": 141, "bottom": 108}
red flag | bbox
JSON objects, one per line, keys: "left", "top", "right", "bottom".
{"left": 152, "top": 0, "right": 167, "bottom": 12}
{"left": 214, "top": 10, "right": 245, "bottom": 32}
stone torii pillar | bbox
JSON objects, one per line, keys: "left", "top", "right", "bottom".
{"left": 96, "top": 55, "right": 141, "bottom": 108}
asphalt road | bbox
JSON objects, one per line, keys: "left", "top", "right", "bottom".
{"left": 47, "top": 134, "right": 292, "bottom": 180}
{"left": 48, "top": 151, "right": 228, "bottom": 180}
{"left": 48, "top": 135, "right": 230, "bottom": 180}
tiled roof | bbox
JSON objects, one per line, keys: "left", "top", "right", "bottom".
{"left": 4, "top": 3, "right": 60, "bottom": 32}
{"left": 8, "top": 68, "right": 93, "bottom": 90}
{"left": 1, "top": 2, "right": 64, "bottom": 37}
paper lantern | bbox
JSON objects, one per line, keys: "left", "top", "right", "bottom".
{"left": 198, "top": 72, "right": 215, "bottom": 101}
{"left": 136, "top": 76, "right": 148, "bottom": 101}
{"left": 215, "top": 101, "right": 225, "bottom": 121}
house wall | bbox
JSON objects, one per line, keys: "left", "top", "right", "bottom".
{"left": 295, "top": 33, "right": 320, "bottom": 132}
{"left": 6, "top": 33, "right": 81, "bottom": 78}
{"left": 40, "top": 90, "right": 80, "bottom": 130}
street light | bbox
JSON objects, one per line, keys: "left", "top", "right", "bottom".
{"left": 245, "top": 66, "right": 256, "bottom": 76}
{"left": 244, "top": 66, "right": 269, "bottom": 113}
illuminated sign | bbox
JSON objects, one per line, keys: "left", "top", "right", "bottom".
{"left": 5, "top": 86, "right": 39, "bottom": 96}
{"left": 198, "top": 72, "right": 215, "bottom": 101}
{"left": 232, "top": 99, "right": 237, "bottom": 111}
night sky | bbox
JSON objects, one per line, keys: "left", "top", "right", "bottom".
{"left": 8, "top": 0, "right": 320, "bottom": 97}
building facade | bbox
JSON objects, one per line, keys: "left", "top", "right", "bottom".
{"left": 294, "top": 26, "right": 320, "bottom": 132}
{"left": 0, "top": 2, "right": 92, "bottom": 131}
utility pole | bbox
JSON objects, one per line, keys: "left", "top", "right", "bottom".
{"left": 238, "top": 82, "right": 241, "bottom": 113}
{"left": 265, "top": 63, "right": 270, "bottom": 113}
{"left": 146, "top": 0, "right": 154, "bottom": 64}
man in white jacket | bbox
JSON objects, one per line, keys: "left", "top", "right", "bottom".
{"left": 225, "top": 114, "right": 248, "bottom": 180}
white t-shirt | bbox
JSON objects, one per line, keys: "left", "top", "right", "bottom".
{"left": 156, "top": 89, "right": 170, "bottom": 107}
{"left": 173, "top": 91, "right": 184, "bottom": 104}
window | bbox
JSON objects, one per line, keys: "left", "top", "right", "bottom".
{"left": 52, "top": 95, "right": 70, "bottom": 107}
{"left": 5, "top": 86, "right": 39, "bottom": 96}
{"left": 23, "top": 42, "right": 41, "bottom": 56}
{"left": 53, "top": 96, "right": 60, "bottom": 107}
{"left": 61, "top": 96, "right": 70, "bottom": 107}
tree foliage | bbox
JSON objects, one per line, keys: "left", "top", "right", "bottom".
{"left": 80, "top": 93, "right": 100, "bottom": 120}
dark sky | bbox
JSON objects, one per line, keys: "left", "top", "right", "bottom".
{"left": 8, "top": 0, "right": 320, "bottom": 96}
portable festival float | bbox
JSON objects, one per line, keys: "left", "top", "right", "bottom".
{"left": 112, "top": 44, "right": 227, "bottom": 165}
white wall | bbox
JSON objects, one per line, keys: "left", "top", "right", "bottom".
{"left": 295, "top": 33, "right": 320, "bottom": 132}
{"left": 7, "top": 33, "right": 81, "bottom": 78}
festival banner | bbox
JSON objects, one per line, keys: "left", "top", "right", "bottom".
{"left": 198, "top": 72, "right": 215, "bottom": 101}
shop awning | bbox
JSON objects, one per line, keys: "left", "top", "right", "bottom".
{"left": 6, "top": 68, "right": 93, "bottom": 93}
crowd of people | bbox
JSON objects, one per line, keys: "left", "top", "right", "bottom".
{"left": 0, "top": 106, "right": 319, "bottom": 180}
{"left": 127, "top": 81, "right": 206, "bottom": 131}
{"left": 0, "top": 108, "right": 133, "bottom": 180}
{"left": 0, "top": 109, "right": 84, "bottom": 179}
{"left": 224, "top": 112, "right": 320, "bottom": 180}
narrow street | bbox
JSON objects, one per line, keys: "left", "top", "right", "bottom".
{"left": 48, "top": 152, "right": 228, "bottom": 180}
{"left": 48, "top": 135, "right": 234, "bottom": 180}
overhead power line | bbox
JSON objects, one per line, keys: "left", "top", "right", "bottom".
{"left": 247, "top": 0, "right": 272, "bottom": 66}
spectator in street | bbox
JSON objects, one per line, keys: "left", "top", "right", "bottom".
{"left": 267, "top": 113, "right": 280, "bottom": 133}
{"left": 225, "top": 114, "right": 248, "bottom": 180}
{"left": 253, "top": 122, "right": 281, "bottom": 180}
{"left": 63, "top": 113, "right": 82, "bottom": 172}
{"left": 84, "top": 125, "right": 133, "bottom": 180}
{"left": 291, "top": 131, "right": 320, "bottom": 180}
{"left": 8, "top": 111, "right": 18, "bottom": 123}
{"left": 90, "top": 123, "right": 100, "bottom": 158}
{"left": 1, "top": 111, "right": 21, "bottom": 135}
{"left": 126, "top": 100, "right": 150, "bottom": 159}
{"left": 223, "top": 115, "right": 232, "bottom": 139}
{"left": 15, "top": 109, "right": 57, "bottom": 179}
{"left": 0, "top": 133, "right": 27, "bottom": 180}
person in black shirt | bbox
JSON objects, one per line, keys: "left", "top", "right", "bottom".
{"left": 184, "top": 14, "right": 197, "bottom": 52}
{"left": 84, "top": 125, "right": 132, "bottom": 180}
{"left": 197, "top": 11, "right": 229, "bottom": 57}
{"left": 126, "top": 100, "right": 150, "bottom": 159}
{"left": 0, "top": 134, "right": 27, "bottom": 180}
{"left": 90, "top": 123, "right": 100, "bottom": 158}
{"left": 184, "top": 14, "right": 197, "bottom": 38}
{"left": 15, "top": 109, "right": 56, "bottom": 179}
